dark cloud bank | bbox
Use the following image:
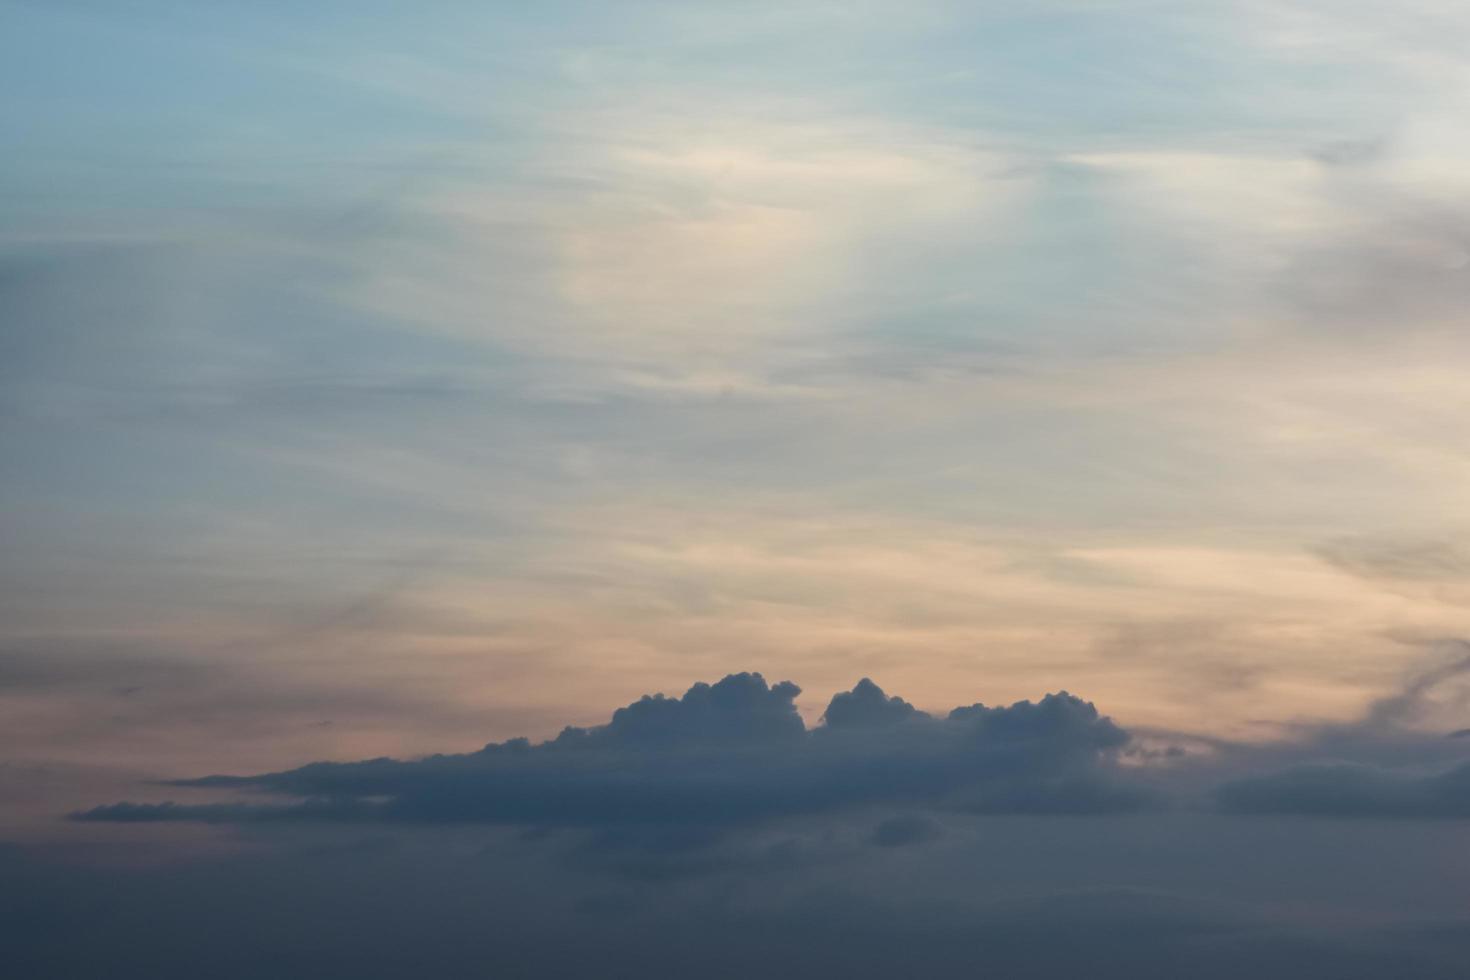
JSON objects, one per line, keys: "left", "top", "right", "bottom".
{"left": 75, "top": 674, "right": 1146, "bottom": 827}
{"left": 10, "top": 671, "right": 1470, "bottom": 978}
{"left": 74, "top": 670, "right": 1470, "bottom": 828}
{"left": 1219, "top": 761, "right": 1470, "bottom": 818}
{"left": 8, "top": 835, "right": 1469, "bottom": 980}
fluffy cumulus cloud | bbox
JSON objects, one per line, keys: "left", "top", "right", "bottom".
{"left": 75, "top": 673, "right": 1143, "bottom": 827}
{"left": 822, "top": 677, "right": 923, "bottom": 728}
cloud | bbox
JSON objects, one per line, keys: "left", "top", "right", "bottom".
{"left": 1360, "top": 642, "right": 1470, "bottom": 731}
{"left": 74, "top": 673, "right": 1144, "bottom": 827}
{"left": 1317, "top": 537, "right": 1470, "bottom": 584}
{"left": 1217, "top": 761, "right": 1470, "bottom": 818}
{"left": 8, "top": 827, "right": 1470, "bottom": 980}
{"left": 821, "top": 677, "right": 924, "bottom": 728}
{"left": 870, "top": 813, "right": 943, "bottom": 847}
{"left": 586, "top": 671, "right": 805, "bottom": 744}
{"left": 1197, "top": 641, "right": 1470, "bottom": 818}
{"left": 1280, "top": 206, "right": 1470, "bottom": 337}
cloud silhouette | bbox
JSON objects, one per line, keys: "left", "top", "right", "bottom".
{"left": 823, "top": 677, "right": 924, "bottom": 728}
{"left": 74, "top": 673, "right": 1144, "bottom": 827}
{"left": 566, "top": 671, "right": 806, "bottom": 745}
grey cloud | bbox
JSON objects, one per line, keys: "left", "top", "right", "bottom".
{"left": 74, "top": 673, "right": 1145, "bottom": 827}
{"left": 561, "top": 826, "right": 829, "bottom": 882}
{"left": 1362, "top": 643, "right": 1470, "bottom": 731}
{"left": 870, "top": 813, "right": 943, "bottom": 847}
{"left": 821, "top": 676, "right": 924, "bottom": 728}
{"left": 1310, "top": 137, "right": 1390, "bottom": 168}
{"left": 1196, "top": 642, "right": 1470, "bottom": 818}
{"left": 1218, "top": 761, "right": 1470, "bottom": 819}
{"left": 0, "top": 646, "right": 209, "bottom": 694}
{"left": 6, "top": 832, "right": 1470, "bottom": 980}
{"left": 581, "top": 671, "right": 804, "bottom": 745}
{"left": 1281, "top": 207, "right": 1470, "bottom": 335}
{"left": 0, "top": 637, "right": 509, "bottom": 780}
{"left": 1317, "top": 537, "right": 1470, "bottom": 585}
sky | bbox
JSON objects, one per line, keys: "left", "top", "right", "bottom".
{"left": 4, "top": 2, "right": 1470, "bottom": 976}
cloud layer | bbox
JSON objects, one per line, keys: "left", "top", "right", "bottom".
{"left": 76, "top": 673, "right": 1143, "bottom": 827}
{"left": 1218, "top": 761, "right": 1470, "bottom": 818}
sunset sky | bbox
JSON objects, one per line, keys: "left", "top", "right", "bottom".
{"left": 4, "top": 3, "right": 1470, "bottom": 976}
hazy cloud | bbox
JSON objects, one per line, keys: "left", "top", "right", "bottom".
{"left": 6, "top": 825, "right": 1470, "bottom": 980}
{"left": 870, "top": 813, "right": 943, "bottom": 847}
{"left": 1218, "top": 761, "right": 1470, "bottom": 818}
